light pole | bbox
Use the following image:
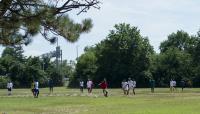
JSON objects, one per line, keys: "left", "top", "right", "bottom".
{"left": 76, "top": 45, "right": 79, "bottom": 60}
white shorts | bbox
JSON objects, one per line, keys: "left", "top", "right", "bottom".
{"left": 124, "top": 87, "right": 129, "bottom": 91}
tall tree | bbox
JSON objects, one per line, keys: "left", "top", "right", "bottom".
{"left": 95, "top": 23, "right": 154, "bottom": 87}
{"left": 69, "top": 46, "right": 97, "bottom": 87}
{"left": 152, "top": 48, "right": 193, "bottom": 87}
{"left": 160, "top": 30, "right": 199, "bottom": 53}
{"left": 0, "top": 0, "right": 100, "bottom": 46}
{"left": 156, "top": 30, "right": 199, "bottom": 87}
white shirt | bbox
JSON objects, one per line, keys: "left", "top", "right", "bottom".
{"left": 7, "top": 82, "right": 13, "bottom": 88}
{"left": 133, "top": 81, "right": 136, "bottom": 88}
{"left": 122, "top": 82, "right": 129, "bottom": 90}
{"left": 80, "top": 81, "right": 84, "bottom": 87}
{"left": 87, "top": 81, "right": 93, "bottom": 88}
{"left": 128, "top": 80, "right": 134, "bottom": 88}
{"left": 170, "top": 81, "right": 173, "bottom": 87}
{"left": 173, "top": 81, "right": 176, "bottom": 87}
{"left": 35, "top": 81, "right": 39, "bottom": 89}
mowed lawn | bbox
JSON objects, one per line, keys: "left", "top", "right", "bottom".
{"left": 1, "top": 88, "right": 200, "bottom": 114}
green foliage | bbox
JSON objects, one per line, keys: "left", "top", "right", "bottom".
{"left": 69, "top": 46, "right": 97, "bottom": 87}
{"left": 160, "top": 30, "right": 199, "bottom": 53}
{"left": 72, "top": 25, "right": 200, "bottom": 88}
{"left": 72, "top": 23, "right": 154, "bottom": 87}
{"left": 0, "top": 0, "right": 100, "bottom": 46}
{"left": 154, "top": 30, "right": 200, "bottom": 87}
{"left": 152, "top": 48, "right": 193, "bottom": 87}
{"left": 0, "top": 47, "right": 74, "bottom": 88}
{"left": 95, "top": 24, "right": 154, "bottom": 87}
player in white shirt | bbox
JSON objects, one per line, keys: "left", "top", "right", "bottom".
{"left": 7, "top": 81, "right": 13, "bottom": 95}
{"left": 128, "top": 78, "right": 136, "bottom": 95}
{"left": 34, "top": 80, "right": 39, "bottom": 98}
{"left": 79, "top": 80, "right": 84, "bottom": 93}
{"left": 170, "top": 79, "right": 175, "bottom": 92}
{"left": 173, "top": 80, "right": 177, "bottom": 91}
{"left": 87, "top": 79, "right": 93, "bottom": 93}
{"left": 122, "top": 79, "right": 129, "bottom": 95}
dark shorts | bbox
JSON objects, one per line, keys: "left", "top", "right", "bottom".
{"left": 8, "top": 88, "right": 12, "bottom": 91}
{"left": 34, "top": 89, "right": 39, "bottom": 94}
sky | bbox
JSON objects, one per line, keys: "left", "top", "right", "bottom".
{"left": 1, "top": 0, "right": 200, "bottom": 61}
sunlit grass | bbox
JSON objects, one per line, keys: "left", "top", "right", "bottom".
{"left": 0, "top": 87, "right": 200, "bottom": 114}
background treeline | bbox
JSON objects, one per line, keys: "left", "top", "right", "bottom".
{"left": 0, "top": 46, "right": 75, "bottom": 88}
{"left": 69, "top": 23, "right": 200, "bottom": 88}
{"left": 1, "top": 23, "right": 200, "bottom": 88}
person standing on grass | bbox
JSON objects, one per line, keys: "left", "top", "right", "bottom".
{"left": 49, "top": 79, "right": 54, "bottom": 94}
{"left": 122, "top": 79, "right": 129, "bottom": 95}
{"left": 180, "top": 80, "right": 185, "bottom": 92}
{"left": 173, "top": 80, "right": 177, "bottom": 91}
{"left": 79, "top": 80, "right": 84, "bottom": 93}
{"left": 128, "top": 78, "right": 136, "bottom": 95}
{"left": 121, "top": 79, "right": 126, "bottom": 95}
{"left": 7, "top": 81, "right": 13, "bottom": 95}
{"left": 149, "top": 79, "right": 155, "bottom": 93}
{"left": 170, "top": 79, "right": 174, "bottom": 92}
{"left": 34, "top": 80, "right": 39, "bottom": 98}
{"left": 99, "top": 78, "right": 108, "bottom": 97}
{"left": 87, "top": 79, "right": 93, "bottom": 94}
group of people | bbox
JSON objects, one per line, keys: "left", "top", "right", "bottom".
{"left": 5, "top": 78, "right": 187, "bottom": 98}
{"left": 79, "top": 79, "right": 94, "bottom": 94}
{"left": 79, "top": 78, "right": 108, "bottom": 97}
{"left": 121, "top": 78, "right": 136, "bottom": 95}
{"left": 31, "top": 80, "right": 39, "bottom": 98}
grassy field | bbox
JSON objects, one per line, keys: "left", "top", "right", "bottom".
{"left": 0, "top": 87, "right": 200, "bottom": 114}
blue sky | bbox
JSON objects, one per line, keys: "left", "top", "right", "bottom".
{"left": 1, "top": 0, "right": 200, "bottom": 61}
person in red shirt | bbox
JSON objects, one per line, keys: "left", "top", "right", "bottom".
{"left": 99, "top": 78, "right": 108, "bottom": 97}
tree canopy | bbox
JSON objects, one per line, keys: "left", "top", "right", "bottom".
{"left": 0, "top": 0, "right": 100, "bottom": 46}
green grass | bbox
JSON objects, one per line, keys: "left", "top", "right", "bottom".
{"left": 1, "top": 87, "right": 200, "bottom": 114}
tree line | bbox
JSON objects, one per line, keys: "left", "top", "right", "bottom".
{"left": 1, "top": 0, "right": 200, "bottom": 88}
{"left": 0, "top": 46, "right": 75, "bottom": 88}
{"left": 69, "top": 23, "right": 200, "bottom": 88}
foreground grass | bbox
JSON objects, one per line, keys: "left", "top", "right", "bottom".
{"left": 0, "top": 88, "right": 200, "bottom": 114}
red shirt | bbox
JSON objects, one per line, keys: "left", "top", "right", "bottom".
{"left": 99, "top": 81, "right": 108, "bottom": 89}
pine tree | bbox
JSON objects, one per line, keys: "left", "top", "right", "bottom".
{"left": 0, "top": 0, "right": 100, "bottom": 46}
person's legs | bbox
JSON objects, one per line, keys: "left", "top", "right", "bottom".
{"left": 8, "top": 88, "right": 11, "bottom": 95}
{"left": 133, "top": 88, "right": 135, "bottom": 95}
{"left": 90, "top": 88, "right": 92, "bottom": 93}
{"left": 34, "top": 89, "right": 37, "bottom": 98}
{"left": 173, "top": 87, "right": 175, "bottom": 91}
{"left": 80, "top": 87, "right": 83, "bottom": 93}
{"left": 103, "top": 89, "right": 108, "bottom": 97}
{"left": 36, "top": 89, "right": 39, "bottom": 98}
{"left": 127, "top": 89, "right": 129, "bottom": 95}
{"left": 49, "top": 87, "right": 53, "bottom": 94}
{"left": 170, "top": 86, "right": 172, "bottom": 92}
{"left": 103, "top": 89, "right": 105, "bottom": 95}
{"left": 123, "top": 89, "right": 126, "bottom": 95}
